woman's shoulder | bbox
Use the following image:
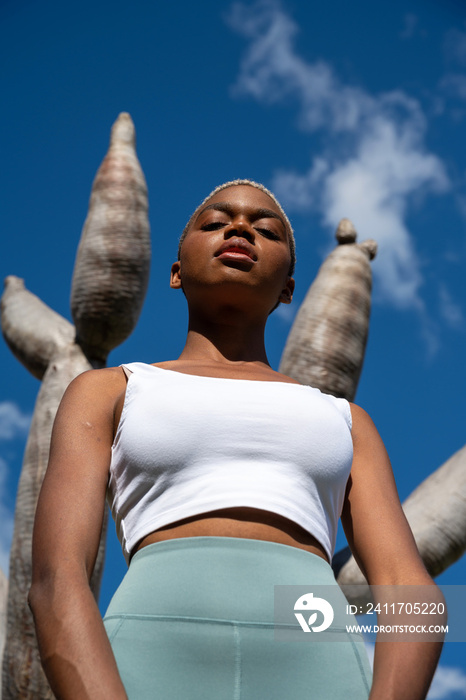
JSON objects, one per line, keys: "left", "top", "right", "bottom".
{"left": 348, "top": 402, "right": 382, "bottom": 445}
{"left": 64, "top": 366, "right": 128, "bottom": 403}
{"left": 348, "top": 402, "right": 375, "bottom": 424}
{"left": 51, "top": 367, "right": 129, "bottom": 438}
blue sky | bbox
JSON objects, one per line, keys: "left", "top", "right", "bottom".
{"left": 1, "top": 0, "right": 465, "bottom": 695}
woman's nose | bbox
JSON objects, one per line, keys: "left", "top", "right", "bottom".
{"left": 225, "top": 217, "right": 254, "bottom": 242}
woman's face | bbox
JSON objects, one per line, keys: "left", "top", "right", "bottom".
{"left": 171, "top": 185, "right": 294, "bottom": 314}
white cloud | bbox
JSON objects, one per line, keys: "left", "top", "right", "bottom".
{"left": 227, "top": 0, "right": 450, "bottom": 311}
{"left": 320, "top": 117, "right": 447, "bottom": 308}
{"left": 229, "top": 0, "right": 372, "bottom": 133}
{"left": 228, "top": 1, "right": 429, "bottom": 136}
{"left": 428, "top": 665, "right": 466, "bottom": 699}
{"left": 365, "top": 643, "right": 466, "bottom": 700}
{"left": 0, "top": 401, "right": 31, "bottom": 440}
{"left": 273, "top": 158, "right": 329, "bottom": 211}
{"left": 274, "top": 124, "right": 448, "bottom": 307}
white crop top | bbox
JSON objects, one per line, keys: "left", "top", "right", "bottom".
{"left": 107, "top": 362, "right": 354, "bottom": 564}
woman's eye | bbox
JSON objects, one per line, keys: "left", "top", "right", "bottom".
{"left": 201, "top": 221, "right": 226, "bottom": 231}
{"left": 256, "top": 227, "right": 279, "bottom": 240}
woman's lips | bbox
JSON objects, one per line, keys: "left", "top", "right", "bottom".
{"left": 217, "top": 246, "right": 255, "bottom": 261}
{"left": 215, "top": 240, "right": 257, "bottom": 262}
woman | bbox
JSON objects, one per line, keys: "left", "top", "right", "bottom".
{"left": 29, "top": 180, "right": 444, "bottom": 699}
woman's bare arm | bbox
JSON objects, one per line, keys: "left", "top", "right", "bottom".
{"left": 341, "top": 404, "right": 445, "bottom": 700}
{"left": 28, "top": 368, "right": 128, "bottom": 700}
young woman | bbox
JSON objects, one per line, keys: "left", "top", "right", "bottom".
{"left": 29, "top": 180, "right": 443, "bottom": 699}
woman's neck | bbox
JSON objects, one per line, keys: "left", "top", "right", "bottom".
{"left": 178, "top": 323, "right": 270, "bottom": 367}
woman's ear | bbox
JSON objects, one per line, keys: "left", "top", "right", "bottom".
{"left": 170, "top": 261, "right": 182, "bottom": 289}
{"left": 279, "top": 277, "right": 295, "bottom": 305}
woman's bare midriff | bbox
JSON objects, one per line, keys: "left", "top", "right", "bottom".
{"left": 133, "top": 507, "right": 330, "bottom": 563}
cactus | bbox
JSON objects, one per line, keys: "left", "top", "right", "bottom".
{"left": 0, "top": 113, "right": 150, "bottom": 699}
{"left": 279, "top": 218, "right": 377, "bottom": 401}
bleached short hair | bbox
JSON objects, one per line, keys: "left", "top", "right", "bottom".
{"left": 178, "top": 179, "right": 296, "bottom": 276}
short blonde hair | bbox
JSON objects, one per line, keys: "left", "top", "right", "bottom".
{"left": 178, "top": 179, "right": 296, "bottom": 276}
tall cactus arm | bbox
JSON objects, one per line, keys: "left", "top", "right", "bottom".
{"left": 1, "top": 277, "right": 75, "bottom": 380}
{"left": 70, "top": 112, "right": 151, "bottom": 363}
{"left": 279, "top": 219, "right": 377, "bottom": 401}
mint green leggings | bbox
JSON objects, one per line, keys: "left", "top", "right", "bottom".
{"left": 103, "top": 537, "right": 372, "bottom": 699}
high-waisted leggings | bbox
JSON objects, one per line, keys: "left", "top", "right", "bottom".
{"left": 103, "top": 537, "right": 372, "bottom": 699}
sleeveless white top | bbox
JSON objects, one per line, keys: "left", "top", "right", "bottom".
{"left": 107, "top": 362, "right": 354, "bottom": 563}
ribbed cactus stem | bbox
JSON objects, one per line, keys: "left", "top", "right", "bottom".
{"left": 71, "top": 112, "right": 151, "bottom": 363}
{"left": 279, "top": 219, "right": 377, "bottom": 401}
